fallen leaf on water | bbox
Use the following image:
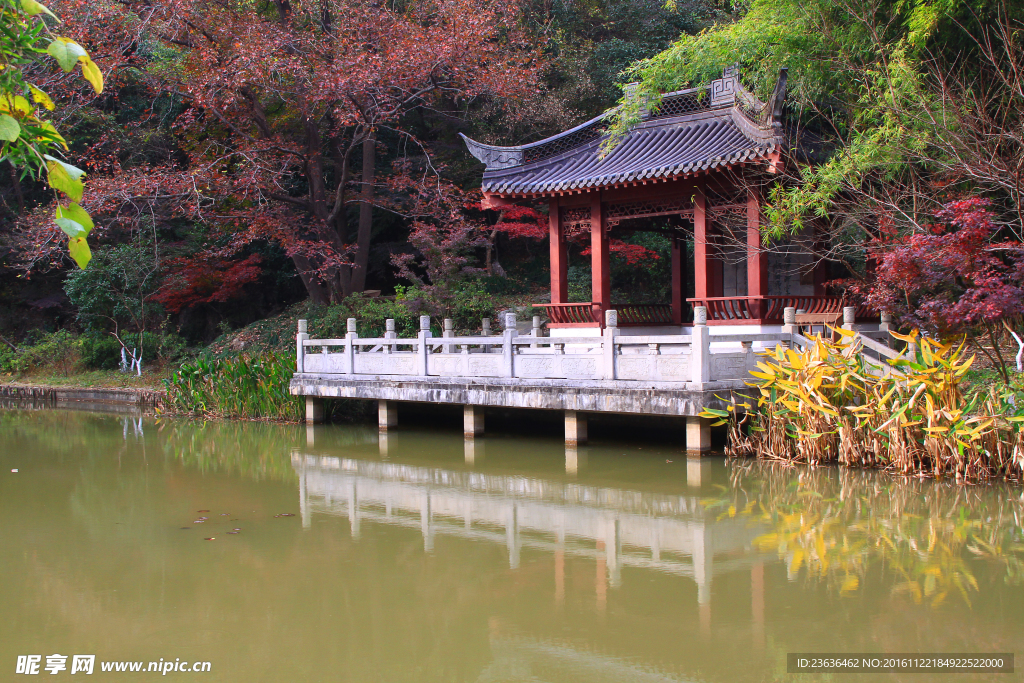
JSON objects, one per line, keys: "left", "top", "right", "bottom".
{"left": 198, "top": 510, "right": 209, "bottom": 513}
{"left": 275, "top": 513, "right": 295, "bottom": 517}
{"left": 227, "top": 531, "right": 239, "bottom": 535}
{"left": 204, "top": 537, "right": 215, "bottom": 541}
{"left": 233, "top": 528, "right": 241, "bottom": 531}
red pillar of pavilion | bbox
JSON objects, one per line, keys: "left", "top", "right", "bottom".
{"left": 746, "top": 187, "right": 769, "bottom": 319}
{"left": 549, "top": 199, "right": 568, "bottom": 304}
{"left": 590, "top": 194, "right": 610, "bottom": 321}
{"left": 671, "top": 236, "right": 684, "bottom": 324}
{"left": 693, "top": 182, "right": 713, "bottom": 302}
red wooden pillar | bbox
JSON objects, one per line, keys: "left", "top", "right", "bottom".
{"left": 671, "top": 236, "right": 684, "bottom": 324}
{"left": 693, "top": 182, "right": 713, "bottom": 304}
{"left": 747, "top": 186, "right": 769, "bottom": 320}
{"left": 590, "top": 193, "right": 610, "bottom": 322}
{"left": 549, "top": 198, "right": 568, "bottom": 304}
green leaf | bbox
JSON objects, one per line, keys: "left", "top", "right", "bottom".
{"left": 21, "top": 0, "right": 57, "bottom": 18}
{"left": 79, "top": 57, "right": 103, "bottom": 94}
{"left": 0, "top": 114, "right": 20, "bottom": 142}
{"left": 28, "top": 84, "right": 55, "bottom": 111}
{"left": 47, "top": 38, "right": 87, "bottom": 72}
{"left": 68, "top": 236, "right": 91, "bottom": 269}
{"left": 55, "top": 216, "right": 87, "bottom": 238}
{"left": 54, "top": 202, "right": 93, "bottom": 238}
{"left": 43, "top": 154, "right": 85, "bottom": 201}
{"left": 56, "top": 202, "right": 93, "bottom": 230}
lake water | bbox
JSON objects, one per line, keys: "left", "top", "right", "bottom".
{"left": 1, "top": 407, "right": 1022, "bottom": 682}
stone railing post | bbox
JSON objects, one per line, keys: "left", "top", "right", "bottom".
{"left": 345, "top": 318, "right": 358, "bottom": 375}
{"left": 384, "top": 318, "right": 396, "bottom": 354}
{"left": 531, "top": 315, "right": 542, "bottom": 348}
{"left": 602, "top": 309, "right": 618, "bottom": 380}
{"left": 879, "top": 311, "right": 893, "bottom": 348}
{"left": 690, "top": 306, "right": 709, "bottom": 384}
{"left": 842, "top": 306, "right": 856, "bottom": 331}
{"left": 781, "top": 306, "right": 796, "bottom": 349}
{"left": 417, "top": 315, "right": 431, "bottom": 376}
{"left": 481, "top": 317, "right": 492, "bottom": 353}
{"left": 296, "top": 319, "right": 308, "bottom": 373}
{"left": 502, "top": 312, "right": 516, "bottom": 377}
{"left": 443, "top": 318, "right": 454, "bottom": 353}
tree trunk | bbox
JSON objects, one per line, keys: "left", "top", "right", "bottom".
{"left": 351, "top": 134, "right": 376, "bottom": 293}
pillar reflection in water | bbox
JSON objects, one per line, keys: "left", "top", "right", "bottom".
{"left": 565, "top": 444, "right": 588, "bottom": 476}
{"left": 464, "top": 437, "right": 485, "bottom": 465}
{"left": 291, "top": 451, "right": 768, "bottom": 644}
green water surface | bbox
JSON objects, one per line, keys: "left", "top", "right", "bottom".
{"left": 1, "top": 408, "right": 1022, "bottom": 682}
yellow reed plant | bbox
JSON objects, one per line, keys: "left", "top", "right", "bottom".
{"left": 703, "top": 329, "right": 1024, "bottom": 479}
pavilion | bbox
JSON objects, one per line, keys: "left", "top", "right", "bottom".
{"left": 461, "top": 67, "right": 865, "bottom": 333}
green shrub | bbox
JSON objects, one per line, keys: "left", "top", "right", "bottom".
{"left": 164, "top": 352, "right": 303, "bottom": 420}
{"left": 79, "top": 334, "right": 122, "bottom": 370}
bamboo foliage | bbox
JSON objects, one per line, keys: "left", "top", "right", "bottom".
{"left": 703, "top": 329, "right": 1024, "bottom": 479}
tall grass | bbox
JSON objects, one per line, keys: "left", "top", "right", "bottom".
{"left": 704, "top": 329, "right": 1024, "bottom": 480}
{"left": 164, "top": 352, "right": 303, "bottom": 420}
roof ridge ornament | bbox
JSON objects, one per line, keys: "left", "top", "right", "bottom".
{"left": 767, "top": 67, "right": 789, "bottom": 132}
{"left": 459, "top": 133, "right": 524, "bottom": 170}
{"left": 711, "top": 66, "right": 739, "bottom": 106}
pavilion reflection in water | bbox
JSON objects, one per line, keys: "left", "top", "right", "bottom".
{"left": 290, "top": 448, "right": 770, "bottom": 631}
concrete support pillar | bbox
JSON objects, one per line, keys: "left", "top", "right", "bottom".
{"left": 378, "top": 399, "right": 398, "bottom": 429}
{"left": 464, "top": 404, "right": 484, "bottom": 437}
{"left": 686, "top": 415, "right": 711, "bottom": 455}
{"left": 305, "top": 396, "right": 324, "bottom": 424}
{"left": 565, "top": 410, "right": 587, "bottom": 445}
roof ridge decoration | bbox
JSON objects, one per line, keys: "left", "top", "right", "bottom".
{"left": 464, "top": 67, "right": 790, "bottom": 197}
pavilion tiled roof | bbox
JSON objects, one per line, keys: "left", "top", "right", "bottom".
{"left": 461, "top": 68, "right": 789, "bottom": 198}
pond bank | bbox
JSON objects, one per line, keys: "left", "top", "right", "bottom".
{"left": 0, "top": 383, "right": 166, "bottom": 408}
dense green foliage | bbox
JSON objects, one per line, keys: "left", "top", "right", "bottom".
{"left": 164, "top": 353, "right": 304, "bottom": 420}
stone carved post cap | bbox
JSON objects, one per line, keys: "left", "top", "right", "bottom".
{"left": 693, "top": 306, "right": 707, "bottom": 325}
{"left": 385, "top": 318, "right": 396, "bottom": 332}
{"left": 783, "top": 307, "right": 796, "bottom": 325}
{"left": 444, "top": 318, "right": 453, "bottom": 331}
{"left": 504, "top": 312, "right": 516, "bottom": 329}
{"left": 347, "top": 318, "right": 357, "bottom": 333}
{"left": 419, "top": 315, "right": 431, "bottom": 331}
{"left": 482, "top": 317, "right": 491, "bottom": 330}
{"left": 533, "top": 315, "right": 541, "bottom": 327}
{"left": 880, "top": 311, "right": 893, "bottom": 323}
{"left": 605, "top": 309, "right": 618, "bottom": 328}
{"left": 297, "top": 319, "right": 307, "bottom": 334}
{"left": 843, "top": 306, "right": 857, "bottom": 325}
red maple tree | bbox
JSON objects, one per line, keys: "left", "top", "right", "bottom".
{"left": 19, "top": 0, "right": 545, "bottom": 305}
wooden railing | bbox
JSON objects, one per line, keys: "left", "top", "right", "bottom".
{"left": 687, "top": 296, "right": 875, "bottom": 324}
{"left": 532, "top": 303, "right": 599, "bottom": 327}
{"left": 615, "top": 303, "right": 674, "bottom": 326}
{"left": 535, "top": 302, "right": 674, "bottom": 327}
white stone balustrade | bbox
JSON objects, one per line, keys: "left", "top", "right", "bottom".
{"left": 295, "top": 307, "right": 797, "bottom": 386}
